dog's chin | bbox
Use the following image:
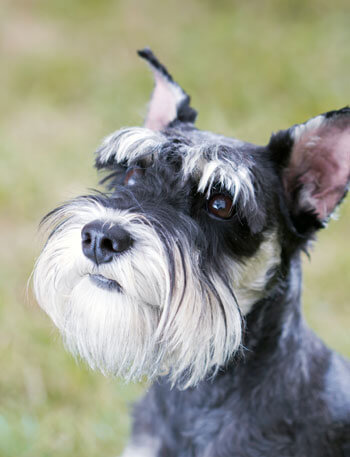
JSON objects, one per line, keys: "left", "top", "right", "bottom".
{"left": 44, "top": 271, "right": 238, "bottom": 388}
{"left": 57, "top": 275, "right": 163, "bottom": 381}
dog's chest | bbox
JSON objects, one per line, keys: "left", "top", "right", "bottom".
{"left": 136, "top": 381, "right": 291, "bottom": 456}
{"left": 134, "top": 369, "right": 348, "bottom": 457}
{"left": 154, "top": 398, "right": 296, "bottom": 457}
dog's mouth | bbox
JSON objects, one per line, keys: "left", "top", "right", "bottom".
{"left": 89, "top": 274, "right": 122, "bottom": 292}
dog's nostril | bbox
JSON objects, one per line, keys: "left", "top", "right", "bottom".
{"left": 101, "top": 237, "right": 113, "bottom": 252}
{"left": 82, "top": 231, "right": 92, "bottom": 245}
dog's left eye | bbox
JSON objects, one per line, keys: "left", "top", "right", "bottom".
{"left": 124, "top": 167, "right": 144, "bottom": 186}
{"left": 207, "top": 194, "right": 234, "bottom": 219}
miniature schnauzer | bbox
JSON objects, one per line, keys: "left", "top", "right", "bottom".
{"left": 34, "top": 49, "right": 350, "bottom": 456}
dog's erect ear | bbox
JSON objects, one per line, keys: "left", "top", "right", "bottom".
{"left": 269, "top": 107, "right": 350, "bottom": 234}
{"left": 138, "top": 48, "right": 197, "bottom": 131}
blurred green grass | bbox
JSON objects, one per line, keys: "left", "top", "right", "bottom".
{"left": 0, "top": 0, "right": 349, "bottom": 456}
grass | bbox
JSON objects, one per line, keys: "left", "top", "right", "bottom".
{"left": 0, "top": 0, "right": 349, "bottom": 455}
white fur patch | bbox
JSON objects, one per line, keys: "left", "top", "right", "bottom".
{"left": 231, "top": 231, "right": 281, "bottom": 315}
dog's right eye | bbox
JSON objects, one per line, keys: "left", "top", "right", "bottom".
{"left": 207, "top": 194, "right": 234, "bottom": 219}
{"left": 124, "top": 167, "right": 144, "bottom": 186}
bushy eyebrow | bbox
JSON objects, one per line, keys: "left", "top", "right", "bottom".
{"left": 181, "top": 145, "right": 255, "bottom": 205}
{"left": 95, "top": 127, "right": 166, "bottom": 169}
{"left": 95, "top": 127, "right": 256, "bottom": 208}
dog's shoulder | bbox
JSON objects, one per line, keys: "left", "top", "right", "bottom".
{"left": 324, "top": 353, "right": 350, "bottom": 420}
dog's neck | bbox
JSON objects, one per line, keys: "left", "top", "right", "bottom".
{"left": 201, "top": 251, "right": 331, "bottom": 406}
{"left": 242, "top": 252, "right": 308, "bottom": 361}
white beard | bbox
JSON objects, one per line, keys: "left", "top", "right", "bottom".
{"left": 33, "top": 198, "right": 279, "bottom": 387}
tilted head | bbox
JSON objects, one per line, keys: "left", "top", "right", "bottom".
{"left": 34, "top": 49, "right": 350, "bottom": 388}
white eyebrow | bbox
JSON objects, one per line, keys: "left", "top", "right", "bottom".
{"left": 181, "top": 144, "right": 255, "bottom": 205}
{"left": 96, "top": 127, "right": 166, "bottom": 165}
{"left": 96, "top": 127, "right": 255, "bottom": 205}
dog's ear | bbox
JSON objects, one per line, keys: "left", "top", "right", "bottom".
{"left": 268, "top": 107, "right": 350, "bottom": 235}
{"left": 138, "top": 48, "right": 197, "bottom": 131}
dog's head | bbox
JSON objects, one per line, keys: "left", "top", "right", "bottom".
{"left": 34, "top": 49, "right": 350, "bottom": 387}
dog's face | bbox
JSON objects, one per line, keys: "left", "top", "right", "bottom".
{"left": 33, "top": 49, "right": 350, "bottom": 387}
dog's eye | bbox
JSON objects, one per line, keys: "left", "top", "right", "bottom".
{"left": 124, "top": 167, "right": 144, "bottom": 186}
{"left": 207, "top": 194, "right": 234, "bottom": 219}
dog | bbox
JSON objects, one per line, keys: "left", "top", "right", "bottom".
{"left": 33, "top": 49, "right": 350, "bottom": 456}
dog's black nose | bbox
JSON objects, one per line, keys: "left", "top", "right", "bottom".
{"left": 81, "top": 220, "right": 132, "bottom": 265}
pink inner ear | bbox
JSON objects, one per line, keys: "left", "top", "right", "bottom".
{"left": 145, "top": 73, "right": 179, "bottom": 131}
{"left": 285, "top": 123, "right": 350, "bottom": 221}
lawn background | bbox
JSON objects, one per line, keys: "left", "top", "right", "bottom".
{"left": 0, "top": 1, "right": 349, "bottom": 456}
